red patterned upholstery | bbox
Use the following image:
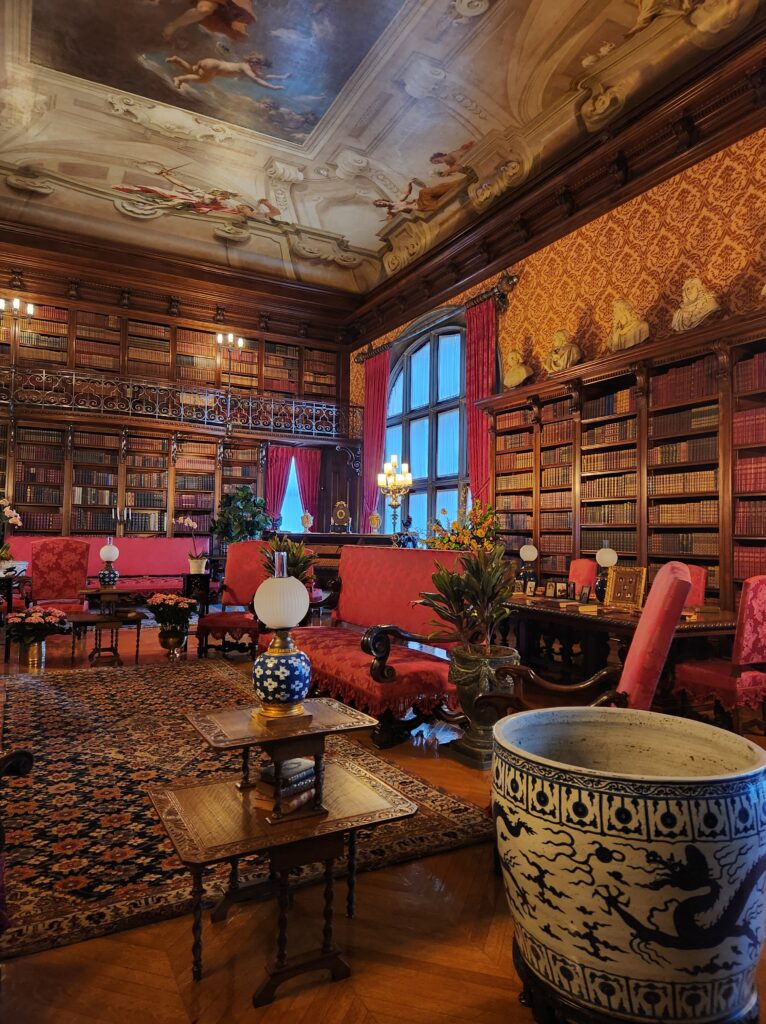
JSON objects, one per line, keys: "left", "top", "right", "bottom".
{"left": 684, "top": 563, "right": 708, "bottom": 608}
{"left": 290, "top": 626, "right": 452, "bottom": 716}
{"left": 196, "top": 540, "right": 270, "bottom": 654}
{"left": 30, "top": 539, "right": 90, "bottom": 608}
{"left": 617, "top": 561, "right": 691, "bottom": 711}
{"left": 568, "top": 559, "right": 597, "bottom": 589}
{"left": 675, "top": 575, "right": 766, "bottom": 710}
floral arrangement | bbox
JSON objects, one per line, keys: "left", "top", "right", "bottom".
{"left": 146, "top": 593, "right": 197, "bottom": 629}
{"left": 0, "top": 498, "right": 22, "bottom": 561}
{"left": 174, "top": 515, "right": 202, "bottom": 558}
{"left": 7, "top": 606, "right": 69, "bottom": 645}
{"left": 424, "top": 500, "right": 499, "bottom": 552}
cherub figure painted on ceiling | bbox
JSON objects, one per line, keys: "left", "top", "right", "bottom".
{"left": 502, "top": 350, "right": 533, "bottom": 390}
{"left": 606, "top": 297, "right": 650, "bottom": 352}
{"left": 543, "top": 329, "right": 583, "bottom": 373}
{"left": 167, "top": 52, "right": 291, "bottom": 91}
{"left": 671, "top": 276, "right": 721, "bottom": 332}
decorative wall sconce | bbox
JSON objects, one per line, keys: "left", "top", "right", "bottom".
{"left": 0, "top": 297, "right": 34, "bottom": 321}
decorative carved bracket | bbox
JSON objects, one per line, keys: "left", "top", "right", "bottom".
{"left": 167, "top": 296, "right": 180, "bottom": 317}
{"left": 67, "top": 279, "right": 81, "bottom": 300}
{"left": 119, "top": 289, "right": 131, "bottom": 308}
{"left": 672, "top": 113, "right": 698, "bottom": 152}
{"left": 335, "top": 445, "right": 362, "bottom": 476}
{"left": 609, "top": 152, "right": 630, "bottom": 189}
{"left": 171, "top": 434, "right": 179, "bottom": 467}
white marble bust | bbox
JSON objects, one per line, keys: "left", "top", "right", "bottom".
{"left": 503, "top": 350, "right": 533, "bottom": 389}
{"left": 543, "top": 329, "right": 582, "bottom": 373}
{"left": 606, "top": 298, "right": 650, "bottom": 352}
{"left": 671, "top": 277, "right": 721, "bottom": 332}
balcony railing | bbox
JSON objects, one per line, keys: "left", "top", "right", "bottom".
{"left": 0, "top": 365, "right": 363, "bottom": 440}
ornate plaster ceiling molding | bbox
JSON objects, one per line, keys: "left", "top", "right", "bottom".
{"left": 5, "top": 166, "right": 55, "bottom": 195}
{"left": 105, "top": 94, "right": 235, "bottom": 144}
{"left": 287, "top": 226, "right": 367, "bottom": 269}
{"left": 381, "top": 218, "right": 436, "bottom": 276}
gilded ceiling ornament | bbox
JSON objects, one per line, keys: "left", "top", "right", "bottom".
{"left": 580, "top": 83, "right": 626, "bottom": 132}
{"left": 606, "top": 298, "right": 651, "bottom": 351}
{"left": 671, "top": 276, "right": 721, "bottom": 331}
{"left": 502, "top": 351, "right": 533, "bottom": 390}
{"left": 289, "top": 231, "right": 363, "bottom": 268}
{"left": 382, "top": 220, "right": 435, "bottom": 276}
{"left": 543, "top": 330, "right": 583, "bottom": 373}
{"left": 5, "top": 169, "right": 55, "bottom": 197}
{"left": 106, "top": 95, "right": 234, "bottom": 143}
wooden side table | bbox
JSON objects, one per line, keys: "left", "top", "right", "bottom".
{"left": 68, "top": 611, "right": 124, "bottom": 665}
{"left": 182, "top": 572, "right": 211, "bottom": 615}
{"left": 148, "top": 760, "right": 417, "bottom": 1005}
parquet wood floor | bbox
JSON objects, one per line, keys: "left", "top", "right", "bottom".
{"left": 1, "top": 635, "right": 764, "bottom": 1023}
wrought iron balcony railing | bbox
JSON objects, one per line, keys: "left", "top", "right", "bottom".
{"left": 0, "top": 365, "right": 363, "bottom": 440}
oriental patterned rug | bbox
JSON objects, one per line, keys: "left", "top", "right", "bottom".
{"left": 0, "top": 661, "right": 492, "bottom": 959}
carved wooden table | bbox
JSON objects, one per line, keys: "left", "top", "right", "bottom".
{"left": 148, "top": 760, "right": 417, "bottom": 1005}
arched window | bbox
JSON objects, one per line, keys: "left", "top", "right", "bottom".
{"left": 383, "top": 325, "right": 468, "bottom": 537}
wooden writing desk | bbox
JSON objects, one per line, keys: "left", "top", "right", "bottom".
{"left": 149, "top": 760, "right": 416, "bottom": 1005}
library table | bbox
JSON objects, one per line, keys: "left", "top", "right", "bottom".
{"left": 148, "top": 761, "right": 417, "bottom": 1004}
{"left": 506, "top": 597, "right": 736, "bottom": 680}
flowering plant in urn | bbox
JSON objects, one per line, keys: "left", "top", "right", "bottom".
{"left": 424, "top": 500, "right": 499, "bottom": 552}
{"left": 174, "top": 515, "right": 207, "bottom": 573}
{"left": 0, "top": 498, "right": 22, "bottom": 562}
{"left": 7, "top": 606, "right": 69, "bottom": 644}
{"left": 147, "top": 593, "right": 197, "bottom": 659}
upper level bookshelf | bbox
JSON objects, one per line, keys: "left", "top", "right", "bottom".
{"left": 480, "top": 311, "right": 766, "bottom": 610}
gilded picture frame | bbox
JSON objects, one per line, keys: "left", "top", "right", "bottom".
{"left": 604, "top": 566, "right": 647, "bottom": 611}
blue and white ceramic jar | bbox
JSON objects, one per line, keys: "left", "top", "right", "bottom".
{"left": 252, "top": 631, "right": 311, "bottom": 717}
{"left": 492, "top": 707, "right": 766, "bottom": 1024}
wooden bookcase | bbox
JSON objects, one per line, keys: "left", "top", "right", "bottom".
{"left": 480, "top": 310, "right": 766, "bottom": 611}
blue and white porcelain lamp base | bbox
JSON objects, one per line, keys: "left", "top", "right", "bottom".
{"left": 253, "top": 628, "right": 311, "bottom": 719}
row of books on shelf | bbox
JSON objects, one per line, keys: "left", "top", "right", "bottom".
{"left": 540, "top": 535, "right": 572, "bottom": 554}
{"left": 541, "top": 399, "right": 571, "bottom": 422}
{"left": 540, "top": 491, "right": 572, "bottom": 509}
{"left": 19, "top": 511, "right": 62, "bottom": 531}
{"left": 733, "top": 408, "right": 766, "bottom": 446}
{"left": 581, "top": 529, "right": 637, "bottom": 553}
{"left": 176, "top": 474, "right": 215, "bottom": 490}
{"left": 734, "top": 546, "right": 766, "bottom": 577}
{"left": 649, "top": 355, "right": 717, "bottom": 407}
{"left": 496, "top": 431, "right": 532, "bottom": 452}
{"left": 126, "top": 472, "right": 166, "bottom": 488}
{"left": 74, "top": 469, "right": 117, "bottom": 487}
{"left": 126, "top": 454, "right": 166, "bottom": 469}
{"left": 648, "top": 563, "right": 719, "bottom": 590}
{"left": 541, "top": 466, "right": 571, "bottom": 487}
{"left": 126, "top": 491, "right": 166, "bottom": 508}
{"left": 648, "top": 469, "right": 717, "bottom": 494}
{"left": 77, "top": 353, "right": 120, "bottom": 371}
{"left": 127, "top": 511, "right": 166, "bottom": 532}
{"left": 648, "top": 500, "right": 718, "bottom": 524}
{"left": 495, "top": 493, "right": 533, "bottom": 511}
{"left": 176, "top": 458, "right": 216, "bottom": 473}
{"left": 734, "top": 455, "right": 766, "bottom": 492}
{"left": 496, "top": 472, "right": 533, "bottom": 490}
{"left": 72, "top": 487, "right": 116, "bottom": 506}
{"left": 223, "top": 465, "right": 257, "bottom": 480}
{"left": 500, "top": 534, "right": 530, "bottom": 551}
{"left": 17, "top": 485, "right": 61, "bottom": 504}
{"left": 19, "top": 331, "right": 68, "bottom": 350}
{"left": 18, "top": 348, "right": 67, "bottom": 364}
{"left": 128, "top": 321, "right": 169, "bottom": 340}
{"left": 17, "top": 465, "right": 64, "bottom": 484}
{"left": 582, "top": 503, "right": 636, "bottom": 524}
{"left": 582, "top": 449, "right": 636, "bottom": 473}
{"left": 735, "top": 499, "right": 766, "bottom": 535}
{"left": 581, "top": 474, "right": 636, "bottom": 499}
{"left": 734, "top": 350, "right": 766, "bottom": 393}
{"left": 175, "top": 512, "right": 211, "bottom": 532}
{"left": 71, "top": 509, "right": 120, "bottom": 533}
{"left": 176, "top": 494, "right": 214, "bottom": 510}
{"left": 540, "top": 511, "right": 572, "bottom": 529}
{"left": 496, "top": 451, "right": 534, "bottom": 472}
{"left": 16, "top": 444, "right": 65, "bottom": 463}
{"left": 582, "top": 387, "right": 636, "bottom": 420}
{"left": 497, "top": 512, "right": 532, "bottom": 530}
{"left": 581, "top": 419, "right": 636, "bottom": 447}
{"left": 541, "top": 421, "right": 573, "bottom": 445}
{"left": 649, "top": 404, "right": 718, "bottom": 437}
{"left": 649, "top": 436, "right": 718, "bottom": 465}
{"left": 496, "top": 410, "right": 533, "bottom": 431}
{"left": 541, "top": 444, "right": 571, "bottom": 466}
{"left": 127, "top": 347, "right": 170, "bottom": 365}
{"left": 649, "top": 534, "right": 718, "bottom": 555}
{"left": 541, "top": 554, "right": 568, "bottom": 573}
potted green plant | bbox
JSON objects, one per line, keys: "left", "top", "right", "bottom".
{"left": 147, "top": 593, "right": 197, "bottom": 659}
{"left": 211, "top": 487, "right": 277, "bottom": 548}
{"left": 262, "top": 536, "right": 317, "bottom": 586}
{"left": 418, "top": 544, "right": 519, "bottom": 768}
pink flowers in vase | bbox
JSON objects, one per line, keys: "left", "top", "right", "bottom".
{"left": 147, "top": 593, "right": 197, "bottom": 629}
{"left": 7, "top": 607, "right": 69, "bottom": 644}
{"left": 173, "top": 515, "right": 201, "bottom": 559}
{"left": 0, "top": 498, "right": 23, "bottom": 560}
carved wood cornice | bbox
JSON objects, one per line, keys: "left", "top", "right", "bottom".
{"left": 476, "top": 307, "right": 766, "bottom": 413}
{"left": 347, "top": 33, "right": 766, "bottom": 345}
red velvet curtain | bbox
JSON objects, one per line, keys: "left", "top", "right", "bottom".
{"left": 266, "top": 445, "right": 293, "bottom": 520}
{"left": 465, "top": 298, "right": 497, "bottom": 505}
{"left": 361, "top": 349, "right": 390, "bottom": 533}
{"left": 294, "top": 448, "right": 321, "bottom": 528}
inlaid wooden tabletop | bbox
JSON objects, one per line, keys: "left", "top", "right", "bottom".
{"left": 506, "top": 597, "right": 736, "bottom": 633}
{"left": 187, "top": 697, "right": 377, "bottom": 750}
{"left": 148, "top": 759, "right": 417, "bottom": 866}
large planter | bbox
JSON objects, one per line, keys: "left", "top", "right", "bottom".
{"left": 447, "top": 643, "right": 519, "bottom": 768}
{"left": 18, "top": 640, "right": 45, "bottom": 671}
{"left": 158, "top": 627, "right": 188, "bottom": 660}
{"left": 492, "top": 707, "right": 766, "bottom": 1024}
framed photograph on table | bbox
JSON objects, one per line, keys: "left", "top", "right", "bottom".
{"left": 605, "top": 566, "right": 647, "bottom": 611}
{"left": 525, "top": 581, "right": 537, "bottom": 597}
{"left": 545, "top": 581, "right": 555, "bottom": 598}
{"left": 555, "top": 582, "right": 568, "bottom": 599}
{"left": 513, "top": 580, "right": 524, "bottom": 595}
{"left": 579, "top": 585, "right": 591, "bottom": 605}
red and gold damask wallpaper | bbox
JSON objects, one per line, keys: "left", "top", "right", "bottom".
{"left": 350, "top": 125, "right": 766, "bottom": 405}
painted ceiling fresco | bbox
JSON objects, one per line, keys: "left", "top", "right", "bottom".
{"left": 0, "top": 0, "right": 764, "bottom": 294}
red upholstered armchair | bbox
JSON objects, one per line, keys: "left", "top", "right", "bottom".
{"left": 568, "top": 558, "right": 597, "bottom": 590}
{"left": 477, "top": 561, "right": 692, "bottom": 717}
{"left": 675, "top": 574, "right": 766, "bottom": 732}
{"left": 29, "top": 538, "right": 90, "bottom": 608}
{"left": 196, "top": 540, "right": 270, "bottom": 656}
{"left": 683, "top": 562, "right": 708, "bottom": 608}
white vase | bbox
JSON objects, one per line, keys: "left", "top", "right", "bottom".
{"left": 188, "top": 556, "right": 208, "bottom": 574}
{"left": 492, "top": 707, "right": 766, "bottom": 1024}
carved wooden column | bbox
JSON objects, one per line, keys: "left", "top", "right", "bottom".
{"left": 568, "top": 381, "right": 582, "bottom": 559}
{"left": 530, "top": 397, "right": 541, "bottom": 554}
{"left": 634, "top": 363, "right": 649, "bottom": 569}
{"left": 716, "top": 343, "right": 733, "bottom": 610}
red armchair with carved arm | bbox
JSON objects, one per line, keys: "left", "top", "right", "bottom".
{"left": 196, "top": 540, "right": 270, "bottom": 656}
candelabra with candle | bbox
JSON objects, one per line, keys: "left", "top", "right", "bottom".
{"left": 376, "top": 454, "right": 412, "bottom": 534}
{"left": 217, "top": 332, "right": 244, "bottom": 391}
{"left": 0, "top": 297, "right": 34, "bottom": 322}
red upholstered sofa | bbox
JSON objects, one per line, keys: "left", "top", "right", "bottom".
{"left": 288, "top": 545, "right": 464, "bottom": 747}
{"left": 8, "top": 535, "right": 210, "bottom": 594}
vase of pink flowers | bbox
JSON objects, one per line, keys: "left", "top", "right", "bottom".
{"left": 7, "top": 606, "right": 69, "bottom": 670}
{"left": 174, "top": 515, "right": 208, "bottom": 574}
{"left": 147, "top": 593, "right": 197, "bottom": 659}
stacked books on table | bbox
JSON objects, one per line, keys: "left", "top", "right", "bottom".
{"left": 256, "top": 757, "right": 317, "bottom": 815}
